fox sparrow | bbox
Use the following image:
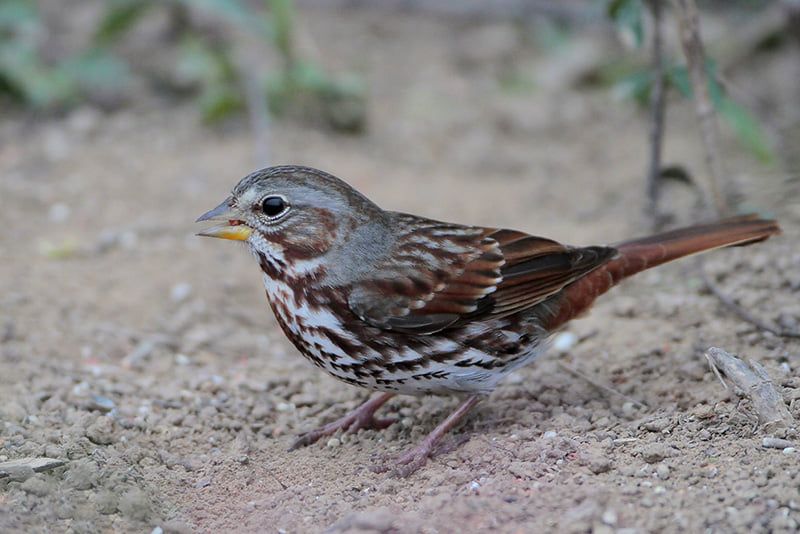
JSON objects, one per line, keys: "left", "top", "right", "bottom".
{"left": 198, "top": 165, "right": 779, "bottom": 476}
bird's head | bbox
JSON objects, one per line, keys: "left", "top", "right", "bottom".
{"left": 197, "top": 165, "right": 384, "bottom": 270}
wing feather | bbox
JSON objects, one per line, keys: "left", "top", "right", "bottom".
{"left": 347, "top": 213, "right": 616, "bottom": 334}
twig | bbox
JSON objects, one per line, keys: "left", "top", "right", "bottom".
{"left": 701, "top": 268, "right": 800, "bottom": 339}
{"left": 705, "top": 347, "right": 795, "bottom": 431}
{"left": 557, "top": 363, "right": 649, "bottom": 409}
{"left": 672, "top": 0, "right": 729, "bottom": 217}
{"left": 239, "top": 63, "right": 272, "bottom": 167}
{"left": 645, "top": 0, "right": 668, "bottom": 231}
{"left": 703, "top": 351, "right": 728, "bottom": 389}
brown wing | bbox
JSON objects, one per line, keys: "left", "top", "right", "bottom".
{"left": 347, "top": 214, "right": 616, "bottom": 334}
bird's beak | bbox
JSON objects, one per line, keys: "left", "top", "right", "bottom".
{"left": 196, "top": 197, "right": 253, "bottom": 241}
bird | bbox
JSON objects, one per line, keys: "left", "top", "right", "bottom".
{"left": 197, "top": 165, "right": 780, "bottom": 476}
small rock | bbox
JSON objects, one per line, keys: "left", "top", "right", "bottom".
{"left": 621, "top": 402, "right": 637, "bottom": 418}
{"left": 643, "top": 417, "right": 671, "bottom": 432}
{"left": 118, "top": 487, "right": 152, "bottom": 522}
{"left": 94, "top": 490, "right": 119, "bottom": 515}
{"left": 583, "top": 453, "right": 612, "bottom": 474}
{"left": 762, "top": 437, "right": 794, "bottom": 449}
{"left": 693, "top": 404, "right": 714, "bottom": 419}
{"left": 194, "top": 478, "right": 211, "bottom": 489}
{"left": 553, "top": 331, "right": 578, "bottom": 353}
{"left": 601, "top": 509, "right": 618, "bottom": 526}
{"left": 65, "top": 459, "right": 100, "bottom": 490}
{"left": 640, "top": 443, "right": 673, "bottom": 463}
{"left": 86, "top": 416, "right": 115, "bottom": 445}
{"left": 507, "top": 461, "right": 537, "bottom": 479}
{"left": 88, "top": 395, "right": 115, "bottom": 413}
{"left": 0, "top": 457, "right": 65, "bottom": 481}
{"left": 1, "top": 401, "right": 27, "bottom": 422}
{"left": 326, "top": 438, "right": 341, "bottom": 448}
{"left": 20, "top": 476, "right": 52, "bottom": 496}
{"left": 170, "top": 283, "right": 193, "bottom": 303}
{"left": 656, "top": 464, "right": 670, "bottom": 480}
{"left": 783, "top": 447, "right": 796, "bottom": 455}
{"left": 48, "top": 203, "right": 71, "bottom": 223}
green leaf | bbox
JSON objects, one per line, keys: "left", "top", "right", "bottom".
{"left": 717, "top": 96, "right": 775, "bottom": 164}
{"left": 198, "top": 84, "right": 242, "bottom": 123}
{"left": 177, "top": 0, "right": 264, "bottom": 33}
{"left": 93, "top": 0, "right": 153, "bottom": 47}
{"left": 665, "top": 64, "right": 691, "bottom": 97}
{"left": 267, "top": 0, "right": 296, "bottom": 64}
{"left": 607, "top": 0, "right": 644, "bottom": 48}
{"left": 0, "top": 41, "right": 76, "bottom": 108}
{"left": 62, "top": 49, "right": 131, "bottom": 92}
{"left": 0, "top": 0, "right": 38, "bottom": 32}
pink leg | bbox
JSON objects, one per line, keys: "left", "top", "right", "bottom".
{"left": 289, "top": 392, "right": 396, "bottom": 450}
{"left": 394, "top": 395, "right": 482, "bottom": 477}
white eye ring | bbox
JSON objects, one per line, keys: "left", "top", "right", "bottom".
{"left": 260, "top": 195, "right": 290, "bottom": 220}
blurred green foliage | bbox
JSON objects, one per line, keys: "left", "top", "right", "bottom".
{"left": 0, "top": 0, "right": 365, "bottom": 131}
{"left": 604, "top": 0, "right": 776, "bottom": 164}
{"left": 0, "top": 0, "right": 130, "bottom": 109}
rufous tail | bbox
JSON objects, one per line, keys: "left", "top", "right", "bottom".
{"left": 545, "top": 215, "right": 781, "bottom": 329}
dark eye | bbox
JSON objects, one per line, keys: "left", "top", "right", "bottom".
{"left": 261, "top": 196, "right": 288, "bottom": 218}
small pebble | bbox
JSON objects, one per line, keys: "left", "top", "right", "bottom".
{"left": 762, "top": 437, "right": 794, "bottom": 449}
{"left": 86, "top": 416, "right": 115, "bottom": 445}
{"left": 194, "top": 478, "right": 211, "bottom": 489}
{"left": 170, "top": 283, "right": 193, "bottom": 303}
{"left": 621, "top": 402, "right": 637, "bottom": 418}
{"left": 656, "top": 464, "right": 670, "bottom": 480}
{"left": 543, "top": 430, "right": 557, "bottom": 439}
{"left": 276, "top": 402, "right": 295, "bottom": 412}
{"left": 552, "top": 331, "right": 577, "bottom": 353}
{"left": 601, "top": 509, "right": 618, "bottom": 526}
{"left": 641, "top": 443, "right": 672, "bottom": 463}
{"left": 326, "top": 438, "right": 341, "bottom": 448}
{"left": 783, "top": 447, "right": 796, "bottom": 455}
{"left": 88, "top": 395, "right": 115, "bottom": 413}
{"left": 693, "top": 404, "right": 714, "bottom": 419}
{"left": 48, "top": 203, "right": 71, "bottom": 223}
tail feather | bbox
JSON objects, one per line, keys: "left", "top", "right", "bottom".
{"left": 544, "top": 216, "right": 781, "bottom": 329}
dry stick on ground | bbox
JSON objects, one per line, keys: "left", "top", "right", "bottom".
{"left": 671, "top": 2, "right": 795, "bottom": 338}
{"left": 239, "top": 59, "right": 272, "bottom": 167}
{"left": 645, "top": 0, "right": 668, "bottom": 231}
{"left": 700, "top": 270, "right": 800, "bottom": 339}
{"left": 705, "top": 347, "right": 795, "bottom": 432}
{"left": 672, "top": 0, "right": 729, "bottom": 217}
{"left": 557, "top": 363, "right": 649, "bottom": 409}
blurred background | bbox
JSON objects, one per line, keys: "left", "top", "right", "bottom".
{"left": 2, "top": 1, "right": 800, "bottom": 532}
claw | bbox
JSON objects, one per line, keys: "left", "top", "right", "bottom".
{"left": 287, "top": 393, "right": 396, "bottom": 450}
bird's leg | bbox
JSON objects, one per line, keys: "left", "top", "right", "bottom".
{"left": 289, "top": 392, "right": 396, "bottom": 450}
{"left": 394, "top": 395, "right": 482, "bottom": 477}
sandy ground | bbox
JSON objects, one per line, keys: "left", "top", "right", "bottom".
{"left": 2, "top": 7, "right": 800, "bottom": 533}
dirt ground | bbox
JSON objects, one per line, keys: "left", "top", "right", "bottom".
{"left": 2, "top": 6, "right": 800, "bottom": 533}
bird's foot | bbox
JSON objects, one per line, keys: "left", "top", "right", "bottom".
{"left": 388, "top": 395, "right": 482, "bottom": 477}
{"left": 289, "top": 393, "right": 395, "bottom": 450}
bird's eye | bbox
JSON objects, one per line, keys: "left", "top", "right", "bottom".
{"left": 261, "top": 195, "right": 289, "bottom": 218}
